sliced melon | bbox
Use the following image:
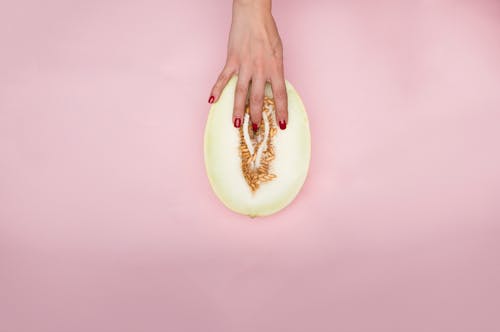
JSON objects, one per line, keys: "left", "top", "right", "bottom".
{"left": 204, "top": 76, "right": 311, "bottom": 217}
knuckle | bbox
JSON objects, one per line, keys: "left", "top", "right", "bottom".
{"left": 233, "top": 108, "right": 244, "bottom": 116}
{"left": 277, "top": 106, "right": 288, "bottom": 116}
{"left": 275, "top": 99, "right": 286, "bottom": 111}
{"left": 273, "top": 49, "right": 283, "bottom": 61}
{"left": 273, "top": 50, "right": 283, "bottom": 61}
{"left": 233, "top": 102, "right": 244, "bottom": 113}
{"left": 274, "top": 87, "right": 287, "bottom": 101}
{"left": 236, "top": 84, "right": 247, "bottom": 95}
{"left": 276, "top": 61, "right": 284, "bottom": 72}
{"left": 251, "top": 112, "right": 262, "bottom": 122}
{"left": 252, "top": 58, "right": 264, "bottom": 69}
{"left": 218, "top": 72, "right": 229, "bottom": 83}
{"left": 214, "top": 78, "right": 227, "bottom": 91}
{"left": 226, "top": 54, "right": 239, "bottom": 67}
{"left": 250, "top": 93, "right": 263, "bottom": 105}
{"left": 251, "top": 107, "right": 262, "bottom": 115}
{"left": 214, "top": 79, "right": 224, "bottom": 90}
{"left": 238, "top": 55, "right": 250, "bottom": 65}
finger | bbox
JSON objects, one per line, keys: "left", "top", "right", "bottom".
{"left": 271, "top": 75, "right": 288, "bottom": 130}
{"left": 233, "top": 71, "right": 251, "bottom": 129}
{"left": 249, "top": 76, "right": 266, "bottom": 131}
{"left": 209, "top": 65, "right": 235, "bottom": 104}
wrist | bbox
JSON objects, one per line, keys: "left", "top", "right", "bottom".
{"left": 233, "top": 0, "right": 272, "bottom": 15}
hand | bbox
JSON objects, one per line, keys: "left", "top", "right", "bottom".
{"left": 209, "top": 0, "right": 288, "bottom": 131}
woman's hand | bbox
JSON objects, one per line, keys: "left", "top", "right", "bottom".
{"left": 209, "top": 0, "right": 288, "bottom": 131}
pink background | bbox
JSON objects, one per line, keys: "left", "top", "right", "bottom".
{"left": 1, "top": 0, "right": 500, "bottom": 331}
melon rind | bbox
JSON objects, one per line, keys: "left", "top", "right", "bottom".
{"left": 204, "top": 76, "right": 311, "bottom": 217}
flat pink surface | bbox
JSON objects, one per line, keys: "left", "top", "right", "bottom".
{"left": 1, "top": 0, "right": 500, "bottom": 331}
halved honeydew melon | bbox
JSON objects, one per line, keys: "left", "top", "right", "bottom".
{"left": 204, "top": 76, "right": 311, "bottom": 217}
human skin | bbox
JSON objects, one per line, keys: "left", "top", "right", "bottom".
{"left": 208, "top": 0, "right": 288, "bottom": 131}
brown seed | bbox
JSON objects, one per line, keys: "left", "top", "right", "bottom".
{"left": 238, "top": 99, "right": 278, "bottom": 192}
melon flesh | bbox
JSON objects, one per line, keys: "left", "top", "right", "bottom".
{"left": 204, "top": 76, "right": 311, "bottom": 217}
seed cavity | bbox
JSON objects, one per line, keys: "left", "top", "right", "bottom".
{"left": 239, "top": 97, "right": 277, "bottom": 192}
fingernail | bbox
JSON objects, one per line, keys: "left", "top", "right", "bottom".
{"left": 234, "top": 117, "right": 241, "bottom": 128}
{"left": 279, "top": 120, "right": 287, "bottom": 130}
{"left": 252, "top": 123, "right": 259, "bottom": 132}
{"left": 208, "top": 96, "right": 215, "bottom": 104}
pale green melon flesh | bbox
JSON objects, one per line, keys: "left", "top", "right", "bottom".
{"left": 204, "top": 76, "right": 311, "bottom": 217}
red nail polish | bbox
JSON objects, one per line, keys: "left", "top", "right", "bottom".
{"left": 234, "top": 118, "right": 241, "bottom": 128}
{"left": 208, "top": 96, "right": 215, "bottom": 104}
{"left": 279, "top": 120, "right": 287, "bottom": 130}
{"left": 252, "top": 123, "right": 259, "bottom": 132}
